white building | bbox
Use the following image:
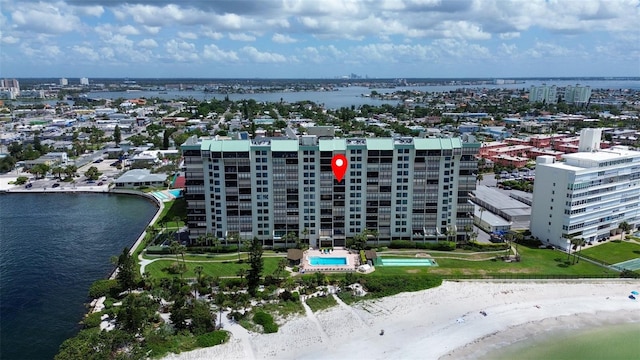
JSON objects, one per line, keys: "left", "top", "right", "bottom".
{"left": 182, "top": 136, "right": 479, "bottom": 247}
{"left": 529, "top": 85, "right": 558, "bottom": 104}
{"left": 80, "top": 77, "right": 90, "bottom": 86}
{"left": 0, "top": 78, "right": 20, "bottom": 98}
{"left": 564, "top": 85, "right": 591, "bottom": 106}
{"left": 530, "top": 128, "right": 640, "bottom": 250}
{"left": 59, "top": 78, "right": 68, "bottom": 86}
{"left": 114, "top": 169, "right": 167, "bottom": 189}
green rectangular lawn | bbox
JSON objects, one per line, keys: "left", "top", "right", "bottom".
{"left": 580, "top": 241, "right": 640, "bottom": 264}
{"left": 374, "top": 245, "right": 617, "bottom": 277}
{"left": 144, "top": 256, "right": 282, "bottom": 279}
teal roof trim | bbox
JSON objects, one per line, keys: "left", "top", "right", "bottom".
{"left": 366, "top": 138, "right": 394, "bottom": 150}
{"left": 319, "top": 139, "right": 347, "bottom": 151}
{"left": 270, "top": 139, "right": 299, "bottom": 152}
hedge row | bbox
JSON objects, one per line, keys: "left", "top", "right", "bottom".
{"left": 462, "top": 241, "right": 510, "bottom": 251}
{"left": 388, "top": 240, "right": 456, "bottom": 251}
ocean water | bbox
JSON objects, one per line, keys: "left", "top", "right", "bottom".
{"left": 483, "top": 322, "right": 640, "bottom": 360}
{"left": 0, "top": 193, "right": 157, "bottom": 360}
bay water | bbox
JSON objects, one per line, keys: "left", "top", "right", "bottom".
{"left": 0, "top": 193, "right": 157, "bottom": 360}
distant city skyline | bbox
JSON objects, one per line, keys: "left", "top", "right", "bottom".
{"left": 1, "top": 0, "right": 639, "bottom": 78}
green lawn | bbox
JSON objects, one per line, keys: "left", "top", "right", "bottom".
{"left": 580, "top": 241, "right": 640, "bottom": 264}
{"left": 305, "top": 295, "right": 337, "bottom": 312}
{"left": 373, "top": 245, "right": 616, "bottom": 278}
{"left": 144, "top": 256, "right": 282, "bottom": 279}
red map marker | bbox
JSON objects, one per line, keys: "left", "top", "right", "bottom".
{"left": 331, "top": 154, "right": 348, "bottom": 182}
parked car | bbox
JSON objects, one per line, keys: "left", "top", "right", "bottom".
{"left": 93, "top": 159, "right": 103, "bottom": 163}
{"left": 97, "top": 182, "right": 103, "bottom": 186}
{"left": 52, "top": 183, "right": 60, "bottom": 188}
{"left": 25, "top": 183, "right": 33, "bottom": 189}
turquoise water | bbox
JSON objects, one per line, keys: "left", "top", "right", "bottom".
{"left": 483, "top": 322, "right": 640, "bottom": 360}
{"left": 380, "top": 258, "right": 437, "bottom": 266}
{"left": 168, "top": 189, "right": 183, "bottom": 197}
{"left": 309, "top": 257, "right": 347, "bottom": 266}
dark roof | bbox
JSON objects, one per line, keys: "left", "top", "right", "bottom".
{"left": 365, "top": 250, "right": 377, "bottom": 260}
{"left": 287, "top": 248, "right": 304, "bottom": 261}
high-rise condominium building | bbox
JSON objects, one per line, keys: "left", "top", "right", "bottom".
{"left": 80, "top": 77, "right": 90, "bottom": 86}
{"left": 530, "top": 128, "right": 640, "bottom": 250}
{"left": 59, "top": 78, "right": 68, "bottom": 86}
{"left": 564, "top": 85, "right": 591, "bottom": 106}
{"left": 529, "top": 85, "right": 558, "bottom": 104}
{"left": 182, "top": 136, "right": 479, "bottom": 248}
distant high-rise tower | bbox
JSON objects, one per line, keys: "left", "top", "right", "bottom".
{"left": 0, "top": 79, "right": 20, "bottom": 90}
{"left": 59, "top": 78, "right": 68, "bottom": 86}
{"left": 529, "top": 85, "right": 558, "bottom": 104}
{"left": 0, "top": 78, "right": 20, "bottom": 99}
{"left": 564, "top": 85, "right": 591, "bottom": 106}
{"left": 80, "top": 77, "right": 89, "bottom": 86}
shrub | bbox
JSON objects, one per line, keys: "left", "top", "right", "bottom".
{"left": 82, "top": 312, "right": 103, "bottom": 328}
{"left": 88, "top": 279, "right": 119, "bottom": 298}
{"left": 620, "top": 269, "right": 640, "bottom": 278}
{"left": 462, "top": 241, "right": 509, "bottom": 252}
{"left": 389, "top": 240, "right": 456, "bottom": 251}
{"left": 196, "top": 331, "right": 228, "bottom": 347}
{"left": 359, "top": 250, "right": 366, "bottom": 264}
{"left": 253, "top": 311, "right": 278, "bottom": 333}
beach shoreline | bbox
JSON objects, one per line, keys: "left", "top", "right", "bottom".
{"left": 164, "top": 280, "right": 640, "bottom": 360}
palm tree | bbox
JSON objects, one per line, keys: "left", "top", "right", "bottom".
{"left": 494, "top": 173, "right": 501, "bottom": 187}
{"left": 301, "top": 227, "right": 309, "bottom": 247}
{"left": 464, "top": 224, "right": 473, "bottom": 244}
{"left": 618, "top": 221, "right": 631, "bottom": 241}
{"left": 573, "top": 238, "right": 585, "bottom": 264}
{"left": 369, "top": 228, "right": 379, "bottom": 246}
{"left": 172, "top": 216, "right": 181, "bottom": 229}
{"left": 446, "top": 225, "right": 457, "bottom": 243}
{"left": 274, "top": 258, "right": 288, "bottom": 280}
{"left": 569, "top": 237, "right": 583, "bottom": 264}
{"left": 476, "top": 173, "right": 484, "bottom": 184}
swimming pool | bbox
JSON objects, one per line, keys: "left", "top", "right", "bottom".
{"left": 168, "top": 189, "right": 183, "bottom": 198}
{"left": 379, "top": 258, "right": 437, "bottom": 266}
{"left": 309, "top": 257, "right": 348, "bottom": 266}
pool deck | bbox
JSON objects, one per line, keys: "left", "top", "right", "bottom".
{"left": 300, "top": 247, "right": 360, "bottom": 273}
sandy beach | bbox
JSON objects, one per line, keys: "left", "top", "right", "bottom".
{"left": 164, "top": 280, "right": 640, "bottom": 360}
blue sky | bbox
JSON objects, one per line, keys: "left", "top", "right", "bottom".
{"left": 1, "top": 0, "right": 639, "bottom": 78}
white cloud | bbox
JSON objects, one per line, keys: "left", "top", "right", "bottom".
{"left": 499, "top": 32, "right": 520, "bottom": 40}
{"left": 0, "top": 33, "right": 19, "bottom": 44}
{"left": 142, "top": 26, "right": 161, "bottom": 35}
{"left": 202, "top": 44, "right": 239, "bottom": 62}
{"left": 272, "top": 33, "right": 297, "bottom": 44}
{"left": 202, "top": 29, "right": 224, "bottom": 40}
{"left": 240, "top": 46, "right": 287, "bottom": 63}
{"left": 178, "top": 31, "right": 198, "bottom": 40}
{"left": 229, "top": 33, "right": 256, "bottom": 41}
{"left": 11, "top": 3, "right": 81, "bottom": 34}
{"left": 119, "top": 25, "right": 139, "bottom": 35}
{"left": 74, "top": 5, "right": 104, "bottom": 17}
{"left": 72, "top": 45, "right": 100, "bottom": 61}
{"left": 137, "top": 39, "right": 158, "bottom": 49}
{"left": 165, "top": 39, "right": 199, "bottom": 62}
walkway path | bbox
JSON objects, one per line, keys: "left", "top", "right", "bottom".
{"left": 332, "top": 293, "right": 368, "bottom": 327}
{"left": 301, "top": 297, "right": 331, "bottom": 344}
{"left": 219, "top": 310, "right": 256, "bottom": 360}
